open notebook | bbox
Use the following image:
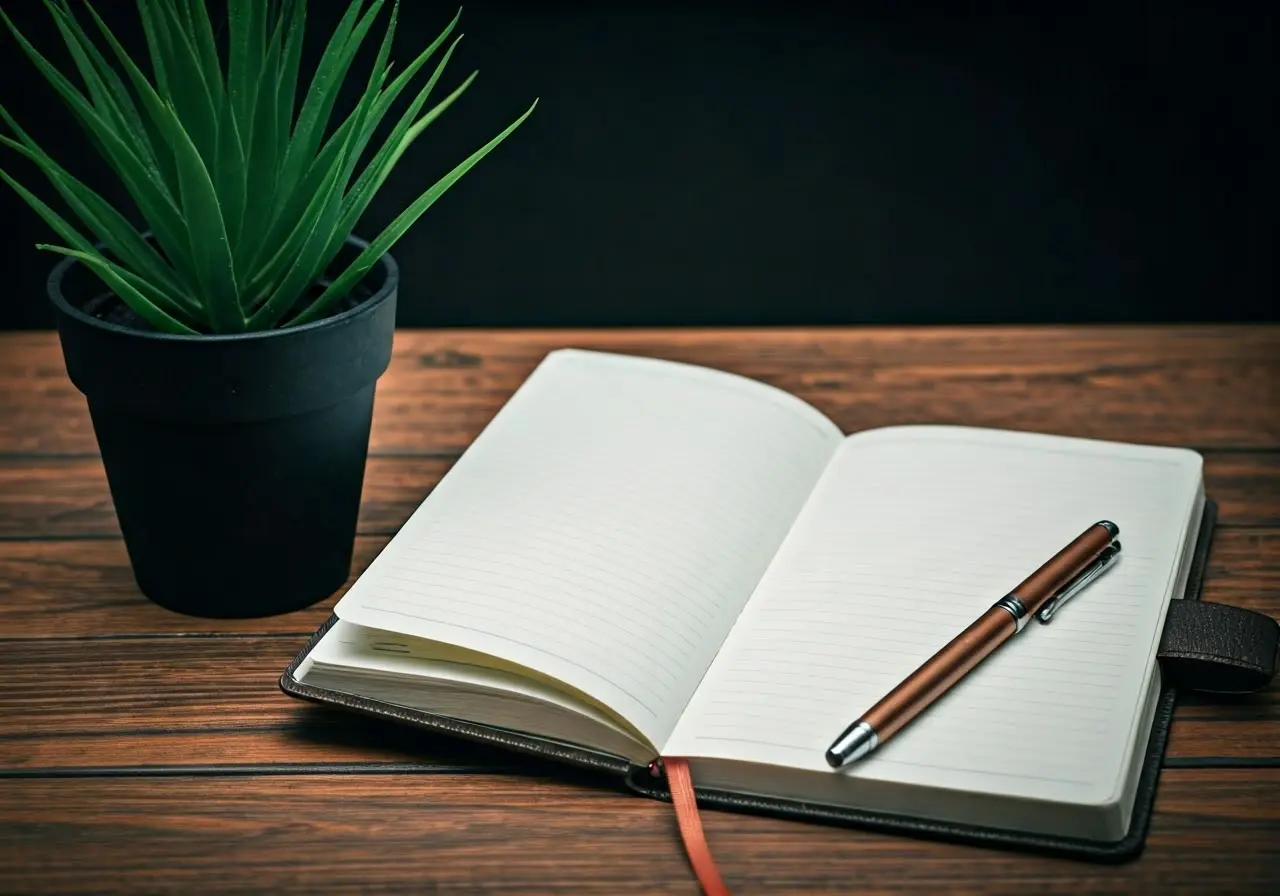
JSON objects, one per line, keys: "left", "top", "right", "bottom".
{"left": 284, "top": 348, "right": 1207, "bottom": 850}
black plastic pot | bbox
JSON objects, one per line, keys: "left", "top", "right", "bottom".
{"left": 47, "top": 235, "right": 398, "bottom": 618}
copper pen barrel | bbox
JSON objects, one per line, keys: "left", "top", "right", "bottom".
{"left": 1008, "top": 520, "right": 1118, "bottom": 617}
{"left": 830, "top": 521, "right": 1119, "bottom": 763}
{"left": 861, "top": 606, "right": 1018, "bottom": 740}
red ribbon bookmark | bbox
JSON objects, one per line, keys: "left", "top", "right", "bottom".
{"left": 658, "top": 757, "right": 731, "bottom": 896}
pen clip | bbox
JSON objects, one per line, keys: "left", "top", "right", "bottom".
{"left": 1036, "top": 540, "right": 1122, "bottom": 624}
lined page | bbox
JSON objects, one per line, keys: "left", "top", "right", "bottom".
{"left": 666, "top": 425, "right": 1203, "bottom": 807}
{"left": 334, "top": 349, "right": 842, "bottom": 749}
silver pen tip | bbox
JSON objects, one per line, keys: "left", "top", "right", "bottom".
{"left": 1099, "top": 520, "right": 1119, "bottom": 538}
{"left": 826, "top": 721, "right": 878, "bottom": 768}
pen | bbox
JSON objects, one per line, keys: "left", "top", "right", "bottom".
{"left": 824, "top": 520, "right": 1122, "bottom": 769}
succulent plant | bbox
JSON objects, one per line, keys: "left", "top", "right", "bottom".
{"left": 0, "top": 0, "right": 535, "bottom": 334}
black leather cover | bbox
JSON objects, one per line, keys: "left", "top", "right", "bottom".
{"left": 280, "top": 496, "right": 1276, "bottom": 863}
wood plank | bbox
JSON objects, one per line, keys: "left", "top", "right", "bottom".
{"left": 0, "top": 629, "right": 1275, "bottom": 772}
{"left": 1, "top": 529, "right": 1274, "bottom": 640}
{"left": 3, "top": 704, "right": 1272, "bottom": 774}
{"left": 0, "top": 712, "right": 499, "bottom": 773}
{"left": 0, "top": 637, "right": 315, "bottom": 740}
{"left": 1, "top": 450, "right": 1274, "bottom": 540}
{"left": 4, "top": 327, "right": 1279, "bottom": 455}
{"left": 0, "top": 538, "right": 373, "bottom": 639}
{"left": 1209, "top": 451, "right": 1280, "bottom": 528}
{"left": 0, "top": 455, "right": 453, "bottom": 539}
{"left": 4, "top": 327, "right": 1274, "bottom": 893}
{"left": 1, "top": 771, "right": 1277, "bottom": 894}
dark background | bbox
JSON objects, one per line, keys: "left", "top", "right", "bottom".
{"left": 0, "top": 0, "right": 1274, "bottom": 330}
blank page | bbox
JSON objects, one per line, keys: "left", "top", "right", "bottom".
{"left": 333, "top": 349, "right": 842, "bottom": 749}
{"left": 665, "top": 425, "right": 1203, "bottom": 810}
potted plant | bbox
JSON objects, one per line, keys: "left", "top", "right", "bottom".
{"left": 0, "top": 1, "right": 535, "bottom": 617}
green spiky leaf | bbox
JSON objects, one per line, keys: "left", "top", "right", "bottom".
{"left": 0, "top": 129, "right": 199, "bottom": 321}
{"left": 0, "top": 2, "right": 534, "bottom": 334}
{"left": 38, "top": 244, "right": 200, "bottom": 334}
{"left": 294, "top": 97, "right": 537, "bottom": 326}
{"left": 166, "top": 100, "right": 243, "bottom": 331}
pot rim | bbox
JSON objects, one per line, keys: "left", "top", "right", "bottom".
{"left": 45, "top": 232, "right": 400, "bottom": 344}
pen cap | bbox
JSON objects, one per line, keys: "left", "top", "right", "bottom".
{"left": 1012, "top": 521, "right": 1118, "bottom": 615}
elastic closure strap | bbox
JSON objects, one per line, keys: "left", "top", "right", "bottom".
{"left": 1158, "top": 599, "right": 1280, "bottom": 693}
{"left": 658, "top": 758, "right": 731, "bottom": 896}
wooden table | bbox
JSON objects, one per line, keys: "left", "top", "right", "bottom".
{"left": 2, "top": 326, "right": 1277, "bottom": 894}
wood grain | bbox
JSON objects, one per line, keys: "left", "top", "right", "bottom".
{"left": 2, "top": 529, "right": 1274, "bottom": 640}
{"left": 0, "top": 634, "right": 1275, "bottom": 772}
{"left": 0, "top": 537, "right": 366, "bottom": 637}
{"left": 2, "top": 327, "right": 1278, "bottom": 892}
{"left": 2, "top": 771, "right": 1278, "bottom": 895}
{"left": 0, "top": 455, "right": 454, "bottom": 539}
{"left": 4, "top": 327, "right": 1278, "bottom": 455}
{"left": 1, "top": 451, "right": 1275, "bottom": 540}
